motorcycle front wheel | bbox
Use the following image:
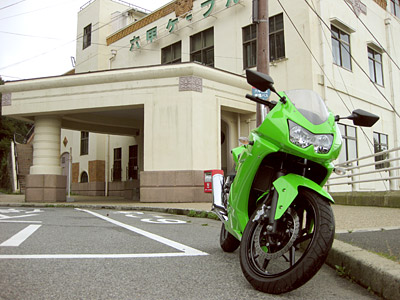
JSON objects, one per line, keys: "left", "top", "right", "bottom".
{"left": 239, "top": 189, "right": 335, "bottom": 294}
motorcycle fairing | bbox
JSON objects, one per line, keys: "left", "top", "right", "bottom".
{"left": 273, "top": 173, "right": 334, "bottom": 220}
{"left": 225, "top": 91, "right": 339, "bottom": 241}
{"left": 232, "top": 145, "right": 245, "bottom": 167}
{"left": 225, "top": 135, "right": 280, "bottom": 240}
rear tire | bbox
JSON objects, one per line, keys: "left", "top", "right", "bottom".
{"left": 220, "top": 223, "right": 240, "bottom": 252}
{"left": 239, "top": 189, "right": 335, "bottom": 294}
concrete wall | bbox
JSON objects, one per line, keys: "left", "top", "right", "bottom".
{"left": 76, "top": 0, "right": 132, "bottom": 73}
{"left": 140, "top": 170, "right": 211, "bottom": 203}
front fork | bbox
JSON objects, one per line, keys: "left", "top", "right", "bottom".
{"left": 267, "top": 189, "right": 279, "bottom": 231}
{"left": 211, "top": 166, "right": 285, "bottom": 228}
{"left": 255, "top": 169, "right": 285, "bottom": 233}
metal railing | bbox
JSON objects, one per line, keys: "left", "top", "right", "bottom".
{"left": 80, "top": 0, "right": 151, "bottom": 13}
{"left": 13, "top": 125, "right": 34, "bottom": 144}
{"left": 326, "top": 147, "right": 400, "bottom": 192}
{"left": 11, "top": 126, "right": 34, "bottom": 193}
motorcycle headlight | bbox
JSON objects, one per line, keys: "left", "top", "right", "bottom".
{"left": 288, "top": 120, "right": 333, "bottom": 154}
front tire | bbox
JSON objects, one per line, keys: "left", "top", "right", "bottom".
{"left": 239, "top": 189, "right": 335, "bottom": 294}
{"left": 220, "top": 223, "right": 240, "bottom": 252}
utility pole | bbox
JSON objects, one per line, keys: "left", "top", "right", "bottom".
{"left": 254, "top": 0, "right": 270, "bottom": 126}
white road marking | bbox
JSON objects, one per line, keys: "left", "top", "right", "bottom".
{"left": 0, "top": 214, "right": 39, "bottom": 220}
{"left": 0, "top": 209, "right": 208, "bottom": 259}
{"left": 141, "top": 218, "right": 187, "bottom": 224}
{"left": 75, "top": 208, "right": 206, "bottom": 256}
{"left": 0, "top": 225, "right": 42, "bottom": 247}
{"left": 0, "top": 253, "right": 201, "bottom": 259}
{"left": 0, "top": 209, "right": 21, "bottom": 213}
{"left": 125, "top": 214, "right": 140, "bottom": 218}
{"left": 115, "top": 211, "right": 144, "bottom": 215}
{"left": 0, "top": 221, "right": 42, "bottom": 224}
{"left": 0, "top": 209, "right": 43, "bottom": 214}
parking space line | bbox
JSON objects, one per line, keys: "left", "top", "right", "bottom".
{"left": 0, "top": 209, "right": 209, "bottom": 259}
{"left": 0, "top": 221, "right": 42, "bottom": 224}
{"left": 0, "top": 253, "right": 200, "bottom": 259}
{"left": 76, "top": 208, "right": 208, "bottom": 256}
{"left": 0, "top": 214, "right": 39, "bottom": 220}
{"left": 0, "top": 225, "right": 42, "bottom": 247}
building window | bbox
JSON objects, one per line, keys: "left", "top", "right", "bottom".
{"left": 338, "top": 124, "right": 357, "bottom": 164}
{"left": 242, "top": 14, "right": 285, "bottom": 69}
{"left": 243, "top": 24, "right": 257, "bottom": 69}
{"left": 368, "top": 47, "right": 384, "bottom": 86}
{"left": 269, "top": 13, "right": 285, "bottom": 61}
{"left": 190, "top": 27, "right": 214, "bottom": 67}
{"left": 390, "top": 0, "right": 400, "bottom": 17}
{"left": 80, "top": 171, "right": 89, "bottom": 183}
{"left": 83, "top": 24, "right": 92, "bottom": 50}
{"left": 162, "top": 41, "right": 182, "bottom": 64}
{"left": 128, "top": 145, "right": 138, "bottom": 180}
{"left": 331, "top": 26, "right": 352, "bottom": 71}
{"left": 374, "top": 132, "right": 389, "bottom": 170}
{"left": 80, "top": 131, "right": 89, "bottom": 156}
{"left": 113, "top": 148, "right": 122, "bottom": 181}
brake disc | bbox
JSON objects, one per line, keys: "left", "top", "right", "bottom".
{"left": 253, "top": 207, "right": 300, "bottom": 260}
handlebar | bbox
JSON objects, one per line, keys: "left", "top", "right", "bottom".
{"left": 245, "top": 94, "right": 277, "bottom": 110}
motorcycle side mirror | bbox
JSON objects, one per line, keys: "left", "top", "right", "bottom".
{"left": 335, "top": 109, "right": 379, "bottom": 127}
{"left": 246, "top": 69, "right": 276, "bottom": 93}
{"left": 246, "top": 69, "right": 286, "bottom": 103}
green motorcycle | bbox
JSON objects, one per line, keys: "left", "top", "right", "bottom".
{"left": 212, "top": 69, "right": 379, "bottom": 294}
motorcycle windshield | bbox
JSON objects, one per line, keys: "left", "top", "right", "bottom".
{"left": 285, "top": 90, "right": 330, "bottom": 125}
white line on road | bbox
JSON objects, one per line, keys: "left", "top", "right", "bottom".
{"left": 0, "top": 225, "right": 42, "bottom": 247}
{"left": 0, "top": 214, "right": 39, "bottom": 220}
{"left": 75, "top": 208, "right": 208, "bottom": 256}
{"left": 0, "top": 221, "right": 42, "bottom": 224}
{"left": 0, "top": 253, "right": 200, "bottom": 259}
{"left": 0, "top": 209, "right": 209, "bottom": 259}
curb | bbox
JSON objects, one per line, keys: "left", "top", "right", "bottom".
{"left": 326, "top": 240, "right": 400, "bottom": 300}
{"left": 1, "top": 202, "right": 399, "bottom": 299}
{"left": 331, "top": 192, "right": 400, "bottom": 208}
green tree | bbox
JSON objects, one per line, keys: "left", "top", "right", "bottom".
{"left": 0, "top": 77, "right": 32, "bottom": 191}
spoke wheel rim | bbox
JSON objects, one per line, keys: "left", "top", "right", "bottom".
{"left": 247, "top": 203, "right": 316, "bottom": 278}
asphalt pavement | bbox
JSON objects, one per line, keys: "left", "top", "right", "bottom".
{"left": 0, "top": 207, "right": 378, "bottom": 299}
{"left": 1, "top": 193, "right": 399, "bottom": 299}
{"left": 336, "top": 229, "right": 400, "bottom": 262}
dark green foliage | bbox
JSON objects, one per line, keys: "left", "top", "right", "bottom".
{"left": 0, "top": 77, "right": 32, "bottom": 190}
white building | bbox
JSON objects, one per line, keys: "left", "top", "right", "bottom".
{"left": 1, "top": 0, "right": 399, "bottom": 202}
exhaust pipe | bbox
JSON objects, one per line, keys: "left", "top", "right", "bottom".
{"left": 211, "top": 173, "right": 228, "bottom": 222}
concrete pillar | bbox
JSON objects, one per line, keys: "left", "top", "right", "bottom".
{"left": 30, "top": 116, "right": 62, "bottom": 175}
{"left": 25, "top": 116, "right": 67, "bottom": 202}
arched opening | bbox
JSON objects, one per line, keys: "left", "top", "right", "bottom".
{"left": 80, "top": 171, "right": 89, "bottom": 183}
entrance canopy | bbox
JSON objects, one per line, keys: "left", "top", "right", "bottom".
{"left": 1, "top": 63, "right": 251, "bottom": 131}
{"left": 1, "top": 63, "right": 256, "bottom": 202}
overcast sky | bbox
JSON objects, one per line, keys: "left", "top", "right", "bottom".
{"left": 0, "top": 0, "right": 172, "bottom": 81}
